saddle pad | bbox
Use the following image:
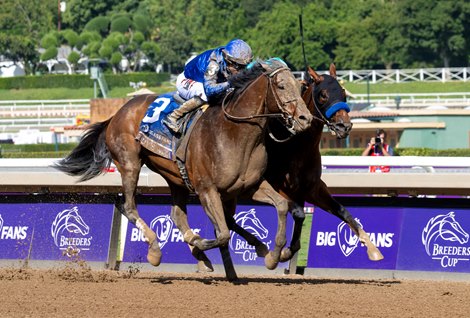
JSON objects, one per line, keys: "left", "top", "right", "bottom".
{"left": 137, "top": 92, "right": 181, "bottom": 160}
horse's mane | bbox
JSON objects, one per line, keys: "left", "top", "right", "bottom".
{"left": 216, "top": 58, "right": 288, "bottom": 104}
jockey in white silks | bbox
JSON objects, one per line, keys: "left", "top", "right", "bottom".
{"left": 163, "top": 39, "right": 253, "bottom": 133}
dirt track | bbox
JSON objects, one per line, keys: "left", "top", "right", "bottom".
{"left": 1, "top": 263, "right": 469, "bottom": 318}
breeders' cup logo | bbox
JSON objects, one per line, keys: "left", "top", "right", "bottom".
{"left": 150, "top": 215, "right": 173, "bottom": 249}
{"left": 51, "top": 207, "right": 92, "bottom": 256}
{"left": 422, "top": 212, "right": 470, "bottom": 268}
{"left": 316, "top": 217, "right": 394, "bottom": 256}
{"left": 229, "top": 208, "right": 271, "bottom": 262}
{"left": 130, "top": 213, "right": 201, "bottom": 249}
{"left": 337, "top": 219, "right": 363, "bottom": 257}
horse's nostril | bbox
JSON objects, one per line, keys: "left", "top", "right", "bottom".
{"left": 299, "top": 114, "right": 313, "bottom": 125}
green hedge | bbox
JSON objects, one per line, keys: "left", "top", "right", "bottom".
{"left": 0, "top": 72, "right": 170, "bottom": 90}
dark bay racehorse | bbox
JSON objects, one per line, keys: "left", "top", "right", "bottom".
{"left": 54, "top": 59, "right": 313, "bottom": 276}
{"left": 190, "top": 64, "right": 383, "bottom": 279}
{"left": 265, "top": 64, "right": 383, "bottom": 263}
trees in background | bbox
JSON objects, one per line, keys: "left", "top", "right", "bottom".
{"left": 1, "top": 0, "right": 469, "bottom": 74}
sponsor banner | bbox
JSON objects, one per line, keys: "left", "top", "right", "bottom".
{"left": 122, "top": 204, "right": 293, "bottom": 268}
{"left": 30, "top": 204, "right": 114, "bottom": 262}
{"left": 0, "top": 204, "right": 35, "bottom": 259}
{"left": 397, "top": 208, "right": 470, "bottom": 272}
{"left": 307, "top": 207, "right": 402, "bottom": 269}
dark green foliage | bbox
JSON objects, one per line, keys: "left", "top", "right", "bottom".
{"left": 84, "top": 17, "right": 111, "bottom": 36}
{"left": 40, "top": 34, "right": 59, "bottom": 49}
{"left": 68, "top": 51, "right": 81, "bottom": 65}
{"left": 40, "top": 47, "right": 58, "bottom": 61}
{"left": 110, "top": 16, "right": 133, "bottom": 33}
{"left": 132, "top": 14, "right": 153, "bottom": 36}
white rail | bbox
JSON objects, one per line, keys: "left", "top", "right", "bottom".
{"left": 0, "top": 157, "right": 469, "bottom": 196}
{"left": 293, "top": 67, "right": 469, "bottom": 83}
{"left": 0, "top": 99, "right": 89, "bottom": 132}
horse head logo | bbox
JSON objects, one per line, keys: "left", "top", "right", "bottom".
{"left": 51, "top": 206, "right": 90, "bottom": 247}
{"left": 422, "top": 212, "right": 469, "bottom": 256}
{"left": 235, "top": 208, "right": 268, "bottom": 239}
{"left": 150, "top": 215, "right": 174, "bottom": 249}
{"left": 337, "top": 218, "right": 363, "bottom": 257}
{"left": 230, "top": 208, "right": 269, "bottom": 251}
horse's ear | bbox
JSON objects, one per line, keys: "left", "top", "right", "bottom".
{"left": 308, "top": 66, "right": 323, "bottom": 84}
{"left": 329, "top": 63, "right": 337, "bottom": 78}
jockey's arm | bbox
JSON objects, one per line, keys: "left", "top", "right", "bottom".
{"left": 203, "top": 59, "right": 229, "bottom": 98}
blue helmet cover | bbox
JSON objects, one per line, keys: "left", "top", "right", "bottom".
{"left": 223, "top": 39, "right": 253, "bottom": 65}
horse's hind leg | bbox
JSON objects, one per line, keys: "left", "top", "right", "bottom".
{"left": 249, "top": 179, "right": 289, "bottom": 270}
{"left": 111, "top": 145, "right": 161, "bottom": 266}
{"left": 279, "top": 202, "right": 305, "bottom": 262}
{"left": 312, "top": 180, "right": 383, "bottom": 261}
{"left": 217, "top": 199, "right": 242, "bottom": 282}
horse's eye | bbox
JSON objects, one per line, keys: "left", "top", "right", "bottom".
{"left": 319, "top": 89, "right": 329, "bottom": 103}
{"left": 277, "top": 82, "right": 285, "bottom": 89}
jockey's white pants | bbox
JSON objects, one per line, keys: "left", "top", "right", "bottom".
{"left": 176, "top": 73, "right": 208, "bottom": 101}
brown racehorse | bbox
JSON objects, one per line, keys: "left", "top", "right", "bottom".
{"left": 198, "top": 64, "right": 383, "bottom": 278}
{"left": 54, "top": 59, "right": 313, "bottom": 279}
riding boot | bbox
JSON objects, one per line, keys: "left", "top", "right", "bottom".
{"left": 163, "top": 96, "right": 205, "bottom": 133}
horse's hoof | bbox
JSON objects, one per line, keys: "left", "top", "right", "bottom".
{"left": 264, "top": 252, "right": 279, "bottom": 270}
{"left": 147, "top": 240, "right": 162, "bottom": 266}
{"left": 255, "top": 244, "right": 269, "bottom": 257}
{"left": 280, "top": 247, "right": 293, "bottom": 262}
{"left": 196, "top": 260, "right": 214, "bottom": 273}
{"left": 368, "top": 247, "right": 384, "bottom": 261}
{"left": 184, "top": 230, "right": 202, "bottom": 246}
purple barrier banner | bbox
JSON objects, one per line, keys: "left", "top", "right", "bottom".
{"left": 397, "top": 208, "right": 470, "bottom": 273}
{"left": 0, "top": 203, "right": 114, "bottom": 262}
{"left": 0, "top": 204, "right": 35, "bottom": 260}
{"left": 307, "top": 207, "right": 403, "bottom": 269}
{"left": 122, "top": 204, "right": 293, "bottom": 268}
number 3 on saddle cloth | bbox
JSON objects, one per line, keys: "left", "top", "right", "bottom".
{"left": 135, "top": 92, "right": 203, "bottom": 161}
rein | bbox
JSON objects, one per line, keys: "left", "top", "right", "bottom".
{"left": 222, "top": 67, "right": 297, "bottom": 132}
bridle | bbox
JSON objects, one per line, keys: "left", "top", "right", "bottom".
{"left": 308, "top": 81, "right": 348, "bottom": 137}
{"left": 222, "top": 67, "right": 301, "bottom": 136}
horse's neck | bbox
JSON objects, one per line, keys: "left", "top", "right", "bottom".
{"left": 226, "top": 76, "right": 268, "bottom": 118}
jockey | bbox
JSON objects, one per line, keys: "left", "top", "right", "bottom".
{"left": 163, "top": 38, "right": 253, "bottom": 133}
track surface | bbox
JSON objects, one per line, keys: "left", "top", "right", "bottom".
{"left": 1, "top": 263, "right": 469, "bottom": 318}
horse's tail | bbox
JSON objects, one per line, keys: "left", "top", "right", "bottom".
{"left": 54, "top": 118, "right": 113, "bottom": 182}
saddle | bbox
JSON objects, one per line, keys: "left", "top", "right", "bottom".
{"left": 135, "top": 92, "right": 205, "bottom": 164}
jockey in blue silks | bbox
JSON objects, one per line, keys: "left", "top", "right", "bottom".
{"left": 163, "top": 39, "right": 253, "bottom": 133}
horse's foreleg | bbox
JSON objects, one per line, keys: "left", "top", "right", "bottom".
{"left": 196, "top": 187, "right": 231, "bottom": 251}
{"left": 250, "top": 179, "right": 289, "bottom": 270}
{"left": 169, "top": 185, "right": 214, "bottom": 273}
{"left": 115, "top": 160, "right": 161, "bottom": 266}
{"left": 311, "top": 180, "right": 383, "bottom": 261}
